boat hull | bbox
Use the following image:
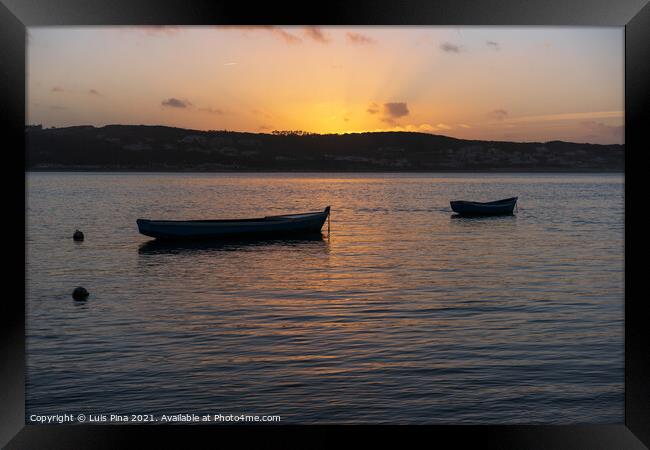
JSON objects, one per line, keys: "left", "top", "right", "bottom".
{"left": 450, "top": 197, "right": 517, "bottom": 216}
{"left": 137, "top": 207, "right": 330, "bottom": 240}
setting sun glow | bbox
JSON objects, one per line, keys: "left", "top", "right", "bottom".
{"left": 28, "top": 26, "right": 623, "bottom": 144}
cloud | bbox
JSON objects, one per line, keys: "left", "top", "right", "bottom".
{"left": 162, "top": 98, "right": 192, "bottom": 108}
{"left": 367, "top": 102, "right": 380, "bottom": 114}
{"left": 384, "top": 102, "right": 409, "bottom": 119}
{"left": 223, "top": 26, "right": 372, "bottom": 45}
{"left": 506, "top": 110, "right": 623, "bottom": 123}
{"left": 488, "top": 109, "right": 508, "bottom": 121}
{"left": 401, "top": 123, "right": 434, "bottom": 132}
{"left": 580, "top": 121, "right": 624, "bottom": 138}
{"left": 221, "top": 26, "right": 302, "bottom": 44}
{"left": 303, "top": 27, "right": 331, "bottom": 43}
{"left": 346, "top": 32, "right": 376, "bottom": 45}
{"left": 372, "top": 123, "right": 446, "bottom": 134}
{"left": 379, "top": 102, "right": 410, "bottom": 125}
{"left": 160, "top": 98, "right": 223, "bottom": 114}
{"left": 223, "top": 62, "right": 237, "bottom": 66}
{"left": 266, "top": 27, "right": 302, "bottom": 44}
{"left": 52, "top": 86, "right": 102, "bottom": 96}
{"left": 440, "top": 42, "right": 462, "bottom": 53}
{"left": 368, "top": 102, "right": 410, "bottom": 125}
{"left": 486, "top": 40, "right": 500, "bottom": 50}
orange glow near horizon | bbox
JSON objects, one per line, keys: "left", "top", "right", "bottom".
{"left": 28, "top": 26, "right": 624, "bottom": 144}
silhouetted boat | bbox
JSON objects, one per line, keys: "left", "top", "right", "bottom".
{"left": 450, "top": 197, "right": 518, "bottom": 216}
{"left": 137, "top": 206, "right": 330, "bottom": 240}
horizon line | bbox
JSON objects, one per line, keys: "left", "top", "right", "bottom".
{"left": 25, "top": 123, "right": 625, "bottom": 147}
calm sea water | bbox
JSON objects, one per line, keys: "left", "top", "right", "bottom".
{"left": 26, "top": 172, "right": 624, "bottom": 424}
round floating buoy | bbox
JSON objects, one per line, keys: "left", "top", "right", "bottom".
{"left": 73, "top": 230, "right": 84, "bottom": 241}
{"left": 72, "top": 286, "right": 89, "bottom": 301}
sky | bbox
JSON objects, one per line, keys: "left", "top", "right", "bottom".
{"left": 27, "top": 26, "right": 624, "bottom": 144}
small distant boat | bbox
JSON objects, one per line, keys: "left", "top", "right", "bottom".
{"left": 137, "top": 206, "right": 330, "bottom": 240}
{"left": 450, "top": 197, "right": 518, "bottom": 216}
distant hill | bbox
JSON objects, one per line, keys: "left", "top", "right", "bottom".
{"left": 25, "top": 125, "right": 624, "bottom": 172}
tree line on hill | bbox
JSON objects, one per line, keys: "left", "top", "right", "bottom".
{"left": 25, "top": 124, "right": 624, "bottom": 172}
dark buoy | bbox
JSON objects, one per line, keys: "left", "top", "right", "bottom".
{"left": 73, "top": 229, "right": 84, "bottom": 241}
{"left": 72, "top": 286, "right": 89, "bottom": 301}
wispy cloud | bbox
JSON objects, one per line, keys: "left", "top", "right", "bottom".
{"left": 580, "top": 121, "right": 623, "bottom": 137}
{"left": 367, "top": 102, "right": 380, "bottom": 114}
{"left": 440, "top": 42, "right": 462, "bottom": 53}
{"left": 506, "top": 110, "right": 623, "bottom": 123}
{"left": 161, "top": 98, "right": 224, "bottom": 114}
{"left": 162, "top": 98, "right": 192, "bottom": 108}
{"left": 223, "top": 62, "right": 237, "bottom": 66}
{"left": 346, "top": 32, "right": 376, "bottom": 45}
{"left": 303, "top": 27, "right": 331, "bottom": 43}
{"left": 220, "top": 26, "right": 302, "bottom": 44}
{"left": 372, "top": 123, "right": 450, "bottom": 134}
{"left": 51, "top": 86, "right": 102, "bottom": 97}
{"left": 268, "top": 27, "right": 302, "bottom": 44}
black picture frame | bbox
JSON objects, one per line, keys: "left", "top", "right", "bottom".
{"left": 2, "top": 0, "right": 648, "bottom": 447}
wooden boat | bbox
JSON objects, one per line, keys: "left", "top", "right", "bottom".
{"left": 450, "top": 197, "right": 518, "bottom": 216}
{"left": 137, "top": 206, "right": 330, "bottom": 240}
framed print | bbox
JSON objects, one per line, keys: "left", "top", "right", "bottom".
{"left": 1, "top": 0, "right": 648, "bottom": 448}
